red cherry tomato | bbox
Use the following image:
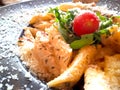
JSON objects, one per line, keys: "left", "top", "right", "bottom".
{"left": 73, "top": 11, "right": 100, "bottom": 36}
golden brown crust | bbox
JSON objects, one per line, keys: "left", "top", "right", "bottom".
{"left": 18, "top": 25, "right": 72, "bottom": 81}
{"left": 47, "top": 45, "right": 97, "bottom": 89}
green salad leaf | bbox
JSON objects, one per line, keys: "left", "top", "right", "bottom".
{"left": 49, "top": 7, "right": 119, "bottom": 49}
{"left": 70, "top": 34, "right": 94, "bottom": 49}
{"left": 49, "top": 7, "right": 80, "bottom": 43}
{"left": 96, "top": 12, "right": 113, "bottom": 30}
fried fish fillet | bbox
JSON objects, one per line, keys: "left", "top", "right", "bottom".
{"left": 47, "top": 45, "right": 97, "bottom": 89}
{"left": 18, "top": 17, "right": 72, "bottom": 82}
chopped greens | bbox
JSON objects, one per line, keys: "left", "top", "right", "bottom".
{"left": 100, "top": 18, "right": 113, "bottom": 30}
{"left": 58, "top": 23, "right": 80, "bottom": 43}
{"left": 70, "top": 34, "right": 94, "bottom": 49}
{"left": 96, "top": 12, "right": 113, "bottom": 30}
{"left": 49, "top": 7, "right": 78, "bottom": 30}
{"left": 49, "top": 7, "right": 120, "bottom": 49}
{"left": 70, "top": 28, "right": 110, "bottom": 49}
{"left": 49, "top": 7, "right": 80, "bottom": 43}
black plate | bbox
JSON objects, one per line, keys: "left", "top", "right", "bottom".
{"left": 0, "top": 0, "right": 120, "bottom": 90}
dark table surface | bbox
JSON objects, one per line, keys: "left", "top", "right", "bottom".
{"left": 0, "top": 0, "right": 119, "bottom": 90}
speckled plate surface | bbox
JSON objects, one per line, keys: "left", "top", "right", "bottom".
{"left": 0, "top": 0, "right": 120, "bottom": 90}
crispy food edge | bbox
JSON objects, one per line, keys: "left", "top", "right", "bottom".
{"left": 47, "top": 45, "right": 97, "bottom": 88}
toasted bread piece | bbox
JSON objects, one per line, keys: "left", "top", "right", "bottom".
{"left": 104, "top": 54, "right": 120, "bottom": 90}
{"left": 84, "top": 65, "right": 111, "bottom": 90}
{"left": 84, "top": 54, "right": 120, "bottom": 90}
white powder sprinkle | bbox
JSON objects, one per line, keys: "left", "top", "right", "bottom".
{"left": 7, "top": 79, "right": 10, "bottom": 82}
{"left": 0, "top": 83, "right": 3, "bottom": 88}
{"left": 0, "top": 66, "right": 4, "bottom": 72}
{"left": 11, "top": 74, "right": 19, "bottom": 80}
{"left": 18, "top": 68, "right": 22, "bottom": 72}
{"left": 24, "top": 84, "right": 27, "bottom": 88}
{"left": 0, "top": 55, "right": 2, "bottom": 59}
{"left": 25, "top": 72, "right": 31, "bottom": 78}
{"left": 1, "top": 77, "right": 6, "bottom": 82}
{"left": 30, "top": 85, "right": 33, "bottom": 88}
{"left": 7, "top": 76, "right": 11, "bottom": 79}
{"left": 11, "top": 66, "right": 17, "bottom": 71}
{"left": 5, "top": 83, "right": 14, "bottom": 90}
{"left": 53, "top": 0, "right": 57, "bottom": 2}
{"left": 0, "top": 65, "right": 9, "bottom": 73}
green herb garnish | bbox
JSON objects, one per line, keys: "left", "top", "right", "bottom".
{"left": 49, "top": 7, "right": 120, "bottom": 49}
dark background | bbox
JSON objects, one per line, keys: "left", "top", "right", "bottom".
{"left": 0, "top": 0, "right": 120, "bottom": 90}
